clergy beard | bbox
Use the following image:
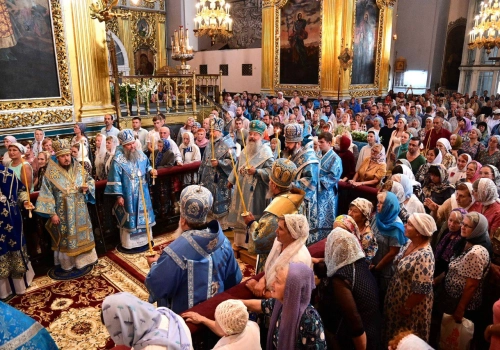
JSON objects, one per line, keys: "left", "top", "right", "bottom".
{"left": 265, "top": 186, "right": 274, "bottom": 199}
{"left": 245, "top": 139, "right": 262, "bottom": 157}
{"left": 123, "top": 147, "right": 141, "bottom": 163}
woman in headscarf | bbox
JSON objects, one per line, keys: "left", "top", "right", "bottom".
{"left": 449, "top": 133, "right": 462, "bottom": 159}
{"left": 433, "top": 208, "right": 467, "bottom": 278}
{"left": 155, "top": 138, "right": 175, "bottom": 169}
{"left": 422, "top": 165, "right": 454, "bottom": 211}
{"left": 472, "top": 178, "right": 500, "bottom": 238}
{"left": 465, "top": 160, "right": 482, "bottom": 183}
{"left": 371, "top": 192, "right": 407, "bottom": 301}
{"left": 478, "top": 135, "right": 500, "bottom": 168}
{"left": 350, "top": 143, "right": 387, "bottom": 187}
{"left": 394, "top": 160, "right": 416, "bottom": 181}
{"left": 447, "top": 153, "right": 471, "bottom": 185}
{"left": 454, "top": 117, "right": 472, "bottom": 141}
{"left": 102, "top": 292, "right": 193, "bottom": 350}
{"left": 97, "top": 135, "right": 118, "bottom": 180}
{"left": 243, "top": 262, "right": 327, "bottom": 350}
{"left": 461, "top": 127, "right": 485, "bottom": 160}
{"left": 335, "top": 112, "right": 351, "bottom": 135}
{"left": 393, "top": 131, "right": 411, "bottom": 160}
{"left": 7, "top": 143, "right": 33, "bottom": 192}
{"left": 314, "top": 228, "right": 381, "bottom": 349}
{"left": 355, "top": 131, "right": 381, "bottom": 171}
{"left": 384, "top": 213, "right": 436, "bottom": 344}
{"left": 2, "top": 135, "right": 17, "bottom": 166}
{"left": 348, "top": 198, "right": 378, "bottom": 261}
{"left": 437, "top": 213, "right": 491, "bottom": 337}
{"left": 71, "top": 142, "right": 92, "bottom": 176}
{"left": 179, "top": 131, "right": 201, "bottom": 185}
{"left": 247, "top": 214, "right": 312, "bottom": 298}
{"left": 391, "top": 173, "right": 425, "bottom": 215}
{"left": 195, "top": 128, "right": 209, "bottom": 158}
{"left": 480, "top": 164, "right": 500, "bottom": 195}
{"left": 419, "top": 117, "right": 433, "bottom": 143}
{"left": 436, "top": 138, "right": 457, "bottom": 169}
{"left": 337, "top": 135, "right": 356, "bottom": 181}
{"left": 415, "top": 147, "right": 442, "bottom": 185}
{"left": 381, "top": 180, "right": 410, "bottom": 223}
{"left": 368, "top": 116, "right": 384, "bottom": 136}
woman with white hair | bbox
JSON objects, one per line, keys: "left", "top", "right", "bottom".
{"left": 383, "top": 213, "right": 436, "bottom": 345}
{"left": 245, "top": 214, "right": 311, "bottom": 298}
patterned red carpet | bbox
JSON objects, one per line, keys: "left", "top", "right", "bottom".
{"left": 7, "top": 232, "right": 255, "bottom": 349}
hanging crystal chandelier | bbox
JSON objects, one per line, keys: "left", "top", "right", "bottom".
{"left": 193, "top": 0, "right": 233, "bottom": 46}
{"left": 468, "top": 0, "right": 500, "bottom": 54}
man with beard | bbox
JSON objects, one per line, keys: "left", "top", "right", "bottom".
{"left": 36, "top": 138, "right": 98, "bottom": 274}
{"left": 227, "top": 120, "right": 274, "bottom": 249}
{"left": 145, "top": 185, "right": 242, "bottom": 313}
{"left": 198, "top": 117, "right": 237, "bottom": 228}
{"left": 283, "top": 123, "right": 320, "bottom": 242}
{"left": 105, "top": 129, "right": 158, "bottom": 252}
{"left": 243, "top": 158, "right": 305, "bottom": 273}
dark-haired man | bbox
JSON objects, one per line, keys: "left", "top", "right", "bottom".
{"left": 397, "top": 137, "right": 426, "bottom": 175}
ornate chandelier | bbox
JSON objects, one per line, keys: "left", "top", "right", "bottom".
{"left": 468, "top": 0, "right": 500, "bottom": 54}
{"left": 193, "top": 0, "right": 233, "bottom": 46}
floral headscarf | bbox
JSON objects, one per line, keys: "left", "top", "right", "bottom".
{"left": 468, "top": 160, "right": 482, "bottom": 183}
{"left": 325, "top": 228, "right": 365, "bottom": 277}
{"left": 474, "top": 178, "right": 500, "bottom": 205}
{"left": 370, "top": 145, "right": 386, "bottom": 164}
{"left": 350, "top": 198, "right": 373, "bottom": 227}
{"left": 423, "top": 164, "right": 452, "bottom": 197}
{"left": 458, "top": 117, "right": 472, "bottom": 136}
{"left": 334, "top": 215, "right": 361, "bottom": 240}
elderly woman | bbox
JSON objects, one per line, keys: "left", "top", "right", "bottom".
{"left": 335, "top": 113, "right": 351, "bottom": 135}
{"left": 465, "top": 160, "right": 482, "bottom": 183}
{"left": 348, "top": 198, "right": 378, "bottom": 261}
{"left": 349, "top": 143, "right": 387, "bottom": 187}
{"left": 371, "top": 192, "right": 407, "bottom": 300}
{"left": 384, "top": 213, "right": 436, "bottom": 344}
{"left": 433, "top": 208, "right": 467, "bottom": 279}
{"left": 437, "top": 213, "right": 491, "bottom": 339}
{"left": 436, "top": 138, "right": 456, "bottom": 169}
{"left": 448, "top": 153, "right": 471, "bottom": 185}
{"left": 355, "top": 131, "right": 380, "bottom": 171}
{"left": 450, "top": 133, "right": 462, "bottom": 159}
{"left": 455, "top": 117, "right": 472, "bottom": 141}
{"left": 473, "top": 178, "right": 500, "bottom": 238}
{"left": 480, "top": 164, "right": 500, "bottom": 196}
{"left": 102, "top": 292, "right": 193, "bottom": 350}
{"left": 368, "top": 116, "right": 384, "bottom": 136}
{"left": 461, "top": 127, "right": 485, "bottom": 160}
{"left": 179, "top": 131, "right": 201, "bottom": 185}
{"left": 419, "top": 117, "right": 433, "bottom": 143}
{"left": 155, "top": 138, "right": 176, "bottom": 169}
{"left": 246, "top": 214, "right": 311, "bottom": 298}
{"left": 243, "top": 263, "right": 326, "bottom": 350}
{"left": 415, "top": 148, "right": 442, "bottom": 185}
{"left": 315, "top": 228, "right": 381, "bottom": 349}
{"left": 382, "top": 180, "right": 410, "bottom": 224}
{"left": 422, "top": 165, "right": 454, "bottom": 211}
{"left": 391, "top": 173, "right": 425, "bottom": 215}
{"left": 478, "top": 135, "right": 500, "bottom": 168}
{"left": 182, "top": 299, "right": 261, "bottom": 349}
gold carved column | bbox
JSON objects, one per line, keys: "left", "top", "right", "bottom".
{"left": 379, "top": 4, "right": 393, "bottom": 96}
{"left": 261, "top": 1, "right": 276, "bottom": 96}
{"left": 156, "top": 14, "right": 167, "bottom": 69}
{"left": 63, "top": 0, "right": 115, "bottom": 120}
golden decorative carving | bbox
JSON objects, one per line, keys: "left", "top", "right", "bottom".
{"left": 0, "top": 0, "right": 72, "bottom": 111}
{"left": 348, "top": 1, "right": 385, "bottom": 97}
{"left": 0, "top": 109, "right": 73, "bottom": 129}
{"left": 272, "top": 0, "right": 322, "bottom": 97}
{"left": 105, "top": 16, "right": 119, "bottom": 35}
{"left": 262, "top": 0, "right": 275, "bottom": 8}
{"left": 376, "top": 0, "right": 397, "bottom": 8}
{"left": 131, "top": 12, "right": 157, "bottom": 53}
{"left": 130, "top": 0, "right": 155, "bottom": 9}
{"left": 160, "top": 0, "right": 165, "bottom": 11}
{"left": 89, "top": 0, "right": 130, "bottom": 22}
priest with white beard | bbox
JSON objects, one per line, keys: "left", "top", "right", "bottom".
{"left": 227, "top": 120, "right": 274, "bottom": 249}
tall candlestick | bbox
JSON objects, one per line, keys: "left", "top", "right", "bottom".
{"left": 137, "top": 170, "right": 154, "bottom": 256}
{"left": 276, "top": 130, "right": 280, "bottom": 158}
{"left": 21, "top": 156, "right": 32, "bottom": 218}
{"left": 228, "top": 148, "right": 249, "bottom": 216}
{"left": 125, "top": 83, "right": 130, "bottom": 116}
{"left": 240, "top": 129, "right": 250, "bottom": 169}
{"left": 80, "top": 140, "right": 87, "bottom": 189}
{"left": 151, "top": 132, "right": 156, "bottom": 185}
{"left": 211, "top": 122, "right": 216, "bottom": 160}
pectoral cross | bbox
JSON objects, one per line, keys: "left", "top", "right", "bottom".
{"left": 1, "top": 168, "right": 13, "bottom": 184}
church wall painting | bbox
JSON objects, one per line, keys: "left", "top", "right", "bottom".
{"left": 351, "top": 0, "right": 380, "bottom": 85}
{"left": 0, "top": 0, "right": 60, "bottom": 100}
{"left": 279, "top": 0, "right": 321, "bottom": 86}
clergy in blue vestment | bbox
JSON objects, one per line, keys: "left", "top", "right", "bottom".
{"left": 105, "top": 129, "right": 158, "bottom": 252}
{"left": 283, "top": 123, "right": 321, "bottom": 243}
{"left": 0, "top": 301, "right": 58, "bottom": 349}
{"left": 317, "top": 132, "right": 343, "bottom": 230}
{"left": 198, "top": 117, "right": 237, "bottom": 225}
{"left": 145, "top": 185, "right": 242, "bottom": 314}
{"left": 227, "top": 120, "right": 273, "bottom": 249}
{"left": 35, "top": 138, "right": 98, "bottom": 272}
{"left": 0, "top": 166, "right": 34, "bottom": 299}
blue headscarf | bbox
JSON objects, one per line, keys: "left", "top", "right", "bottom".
{"left": 155, "top": 138, "right": 170, "bottom": 168}
{"left": 375, "top": 191, "right": 407, "bottom": 245}
{"left": 374, "top": 116, "right": 385, "bottom": 127}
{"left": 102, "top": 292, "right": 191, "bottom": 350}
{"left": 393, "top": 173, "right": 413, "bottom": 200}
{"left": 367, "top": 130, "right": 380, "bottom": 144}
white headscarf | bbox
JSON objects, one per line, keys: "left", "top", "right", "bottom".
{"left": 75, "top": 141, "right": 91, "bottom": 165}
{"left": 430, "top": 149, "right": 443, "bottom": 165}
{"left": 391, "top": 334, "right": 434, "bottom": 350}
{"left": 437, "top": 138, "right": 451, "bottom": 153}
{"left": 325, "top": 228, "right": 365, "bottom": 277}
{"left": 475, "top": 178, "right": 500, "bottom": 206}
{"left": 408, "top": 213, "right": 436, "bottom": 237}
{"left": 451, "top": 182, "right": 476, "bottom": 210}
{"left": 390, "top": 181, "right": 406, "bottom": 204}
{"left": 105, "top": 135, "right": 119, "bottom": 175}
{"left": 264, "top": 214, "right": 310, "bottom": 288}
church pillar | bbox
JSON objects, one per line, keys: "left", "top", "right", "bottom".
{"left": 261, "top": 2, "right": 275, "bottom": 96}
{"left": 63, "top": 0, "right": 115, "bottom": 121}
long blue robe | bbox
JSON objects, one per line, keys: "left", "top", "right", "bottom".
{"left": 145, "top": 220, "right": 242, "bottom": 313}
{"left": 0, "top": 166, "right": 30, "bottom": 285}
{"left": 104, "top": 146, "right": 155, "bottom": 246}
{"left": 0, "top": 301, "right": 58, "bottom": 349}
{"left": 317, "top": 148, "right": 343, "bottom": 231}
{"left": 198, "top": 135, "right": 237, "bottom": 218}
{"left": 290, "top": 147, "right": 320, "bottom": 243}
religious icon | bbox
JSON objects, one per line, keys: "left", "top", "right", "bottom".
{"left": 137, "top": 18, "right": 149, "bottom": 38}
{"left": 352, "top": 0, "right": 379, "bottom": 85}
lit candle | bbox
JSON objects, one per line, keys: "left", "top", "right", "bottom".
{"left": 137, "top": 169, "right": 154, "bottom": 256}
{"left": 80, "top": 140, "right": 86, "bottom": 189}
{"left": 228, "top": 148, "right": 249, "bottom": 216}
{"left": 21, "top": 156, "right": 32, "bottom": 218}
{"left": 228, "top": 18, "right": 233, "bottom": 32}
{"left": 211, "top": 121, "right": 215, "bottom": 160}
{"left": 240, "top": 129, "right": 250, "bottom": 169}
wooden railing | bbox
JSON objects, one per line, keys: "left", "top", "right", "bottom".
{"left": 24, "top": 162, "right": 201, "bottom": 271}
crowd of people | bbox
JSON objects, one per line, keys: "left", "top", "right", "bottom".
{"left": 3, "top": 89, "right": 500, "bottom": 349}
